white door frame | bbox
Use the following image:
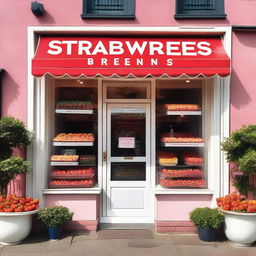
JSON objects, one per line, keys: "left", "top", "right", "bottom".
{"left": 101, "top": 103, "right": 152, "bottom": 223}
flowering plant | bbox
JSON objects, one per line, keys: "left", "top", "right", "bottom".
{"left": 0, "top": 194, "right": 39, "bottom": 212}
{"left": 216, "top": 193, "right": 256, "bottom": 213}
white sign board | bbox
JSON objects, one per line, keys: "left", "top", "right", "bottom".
{"left": 118, "top": 137, "right": 135, "bottom": 148}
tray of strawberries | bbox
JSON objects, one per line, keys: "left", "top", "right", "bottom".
{"left": 51, "top": 168, "right": 95, "bottom": 179}
{"left": 49, "top": 179, "right": 95, "bottom": 188}
{"left": 160, "top": 168, "right": 204, "bottom": 178}
{"left": 159, "top": 178, "right": 206, "bottom": 188}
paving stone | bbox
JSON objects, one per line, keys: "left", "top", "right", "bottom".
{"left": 0, "top": 231, "right": 255, "bottom": 256}
{"left": 170, "top": 234, "right": 217, "bottom": 247}
{"left": 72, "top": 232, "right": 98, "bottom": 242}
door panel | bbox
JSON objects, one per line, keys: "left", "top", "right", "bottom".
{"left": 104, "top": 104, "right": 151, "bottom": 218}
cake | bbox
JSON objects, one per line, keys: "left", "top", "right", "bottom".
{"left": 158, "top": 151, "right": 178, "bottom": 166}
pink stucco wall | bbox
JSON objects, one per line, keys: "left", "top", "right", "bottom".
{"left": 45, "top": 194, "right": 99, "bottom": 221}
{"left": 156, "top": 195, "right": 212, "bottom": 221}
{"left": 231, "top": 32, "right": 256, "bottom": 131}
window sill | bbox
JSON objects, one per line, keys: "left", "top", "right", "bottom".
{"left": 42, "top": 186, "right": 101, "bottom": 195}
{"left": 174, "top": 14, "right": 226, "bottom": 19}
{"left": 81, "top": 14, "right": 135, "bottom": 19}
{"left": 154, "top": 185, "right": 214, "bottom": 195}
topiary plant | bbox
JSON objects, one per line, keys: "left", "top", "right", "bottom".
{"left": 0, "top": 116, "right": 31, "bottom": 197}
{"left": 37, "top": 206, "right": 73, "bottom": 228}
{"left": 221, "top": 124, "right": 256, "bottom": 197}
{"left": 189, "top": 207, "right": 224, "bottom": 229}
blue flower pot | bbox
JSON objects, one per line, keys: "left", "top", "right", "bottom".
{"left": 48, "top": 226, "right": 62, "bottom": 240}
{"left": 197, "top": 227, "right": 217, "bottom": 242}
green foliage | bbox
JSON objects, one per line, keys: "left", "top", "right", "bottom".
{"left": 238, "top": 150, "right": 256, "bottom": 174}
{"left": 233, "top": 175, "right": 250, "bottom": 197}
{"left": 189, "top": 207, "right": 224, "bottom": 229}
{"left": 0, "top": 116, "right": 31, "bottom": 152}
{"left": 221, "top": 124, "right": 256, "bottom": 197}
{"left": 221, "top": 125, "right": 256, "bottom": 166}
{"left": 37, "top": 206, "right": 73, "bottom": 228}
{"left": 0, "top": 116, "right": 32, "bottom": 196}
{"left": 0, "top": 157, "right": 30, "bottom": 196}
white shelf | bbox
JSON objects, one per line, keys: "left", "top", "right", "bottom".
{"left": 166, "top": 111, "right": 201, "bottom": 115}
{"left": 43, "top": 186, "right": 101, "bottom": 195}
{"left": 50, "top": 161, "right": 79, "bottom": 166}
{"left": 53, "top": 141, "right": 94, "bottom": 146}
{"left": 55, "top": 109, "right": 93, "bottom": 114}
{"left": 154, "top": 185, "right": 214, "bottom": 195}
{"left": 162, "top": 142, "right": 205, "bottom": 147}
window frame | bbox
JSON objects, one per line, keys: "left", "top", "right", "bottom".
{"left": 175, "top": 0, "right": 226, "bottom": 19}
{"left": 81, "top": 0, "right": 135, "bottom": 19}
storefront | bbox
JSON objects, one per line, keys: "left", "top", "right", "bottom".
{"left": 29, "top": 27, "right": 231, "bottom": 232}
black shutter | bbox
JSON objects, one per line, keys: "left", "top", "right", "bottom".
{"left": 90, "top": 0, "right": 125, "bottom": 11}
{"left": 183, "top": 0, "right": 215, "bottom": 10}
{"left": 175, "top": 0, "right": 226, "bottom": 19}
{"left": 82, "top": 0, "right": 135, "bottom": 19}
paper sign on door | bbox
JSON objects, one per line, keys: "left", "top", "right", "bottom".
{"left": 118, "top": 137, "right": 135, "bottom": 148}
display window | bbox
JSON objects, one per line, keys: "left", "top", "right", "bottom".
{"left": 156, "top": 79, "right": 207, "bottom": 189}
{"left": 48, "top": 79, "right": 98, "bottom": 189}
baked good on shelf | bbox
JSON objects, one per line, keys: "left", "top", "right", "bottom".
{"left": 49, "top": 179, "right": 95, "bottom": 188}
{"left": 56, "top": 101, "right": 93, "bottom": 110}
{"left": 53, "top": 133, "right": 94, "bottom": 142}
{"left": 79, "top": 155, "right": 96, "bottom": 165}
{"left": 50, "top": 155, "right": 79, "bottom": 162}
{"left": 160, "top": 168, "right": 204, "bottom": 178}
{"left": 51, "top": 168, "right": 95, "bottom": 177}
{"left": 159, "top": 178, "right": 206, "bottom": 188}
{"left": 182, "top": 152, "right": 203, "bottom": 165}
{"left": 158, "top": 151, "right": 178, "bottom": 166}
{"left": 162, "top": 104, "right": 201, "bottom": 111}
{"left": 161, "top": 132, "right": 204, "bottom": 143}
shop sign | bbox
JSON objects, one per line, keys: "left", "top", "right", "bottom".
{"left": 118, "top": 137, "right": 135, "bottom": 149}
{"left": 32, "top": 36, "right": 230, "bottom": 77}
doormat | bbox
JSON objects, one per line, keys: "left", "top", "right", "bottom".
{"left": 97, "top": 229, "right": 154, "bottom": 240}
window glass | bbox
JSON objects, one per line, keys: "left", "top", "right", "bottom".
{"left": 156, "top": 80, "right": 207, "bottom": 189}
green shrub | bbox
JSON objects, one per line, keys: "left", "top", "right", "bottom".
{"left": 37, "top": 206, "right": 73, "bottom": 228}
{"left": 221, "top": 124, "right": 256, "bottom": 197}
{"left": 0, "top": 116, "right": 31, "bottom": 196}
{"left": 189, "top": 207, "right": 224, "bottom": 229}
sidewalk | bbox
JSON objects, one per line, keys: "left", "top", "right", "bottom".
{"left": 0, "top": 230, "right": 255, "bottom": 256}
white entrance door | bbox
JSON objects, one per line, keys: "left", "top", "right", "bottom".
{"left": 102, "top": 104, "right": 151, "bottom": 223}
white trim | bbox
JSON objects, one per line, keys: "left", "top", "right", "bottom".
{"left": 27, "top": 26, "right": 231, "bottom": 35}
{"left": 27, "top": 26, "right": 231, "bottom": 222}
{"left": 100, "top": 216, "right": 154, "bottom": 224}
{"left": 154, "top": 185, "right": 215, "bottom": 195}
{"left": 42, "top": 188, "right": 101, "bottom": 195}
{"left": 26, "top": 27, "right": 36, "bottom": 197}
{"left": 150, "top": 79, "right": 156, "bottom": 222}
{"left": 220, "top": 76, "right": 231, "bottom": 196}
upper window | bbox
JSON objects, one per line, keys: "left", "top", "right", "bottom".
{"left": 81, "top": 0, "right": 135, "bottom": 19}
{"left": 175, "top": 0, "right": 226, "bottom": 19}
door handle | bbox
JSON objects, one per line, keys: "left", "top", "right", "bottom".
{"left": 103, "top": 151, "right": 107, "bottom": 162}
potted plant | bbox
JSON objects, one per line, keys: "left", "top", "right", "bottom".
{"left": 37, "top": 206, "right": 73, "bottom": 240}
{"left": 0, "top": 116, "right": 31, "bottom": 197}
{"left": 220, "top": 124, "right": 256, "bottom": 246}
{"left": 0, "top": 116, "right": 39, "bottom": 245}
{"left": 189, "top": 207, "right": 224, "bottom": 242}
